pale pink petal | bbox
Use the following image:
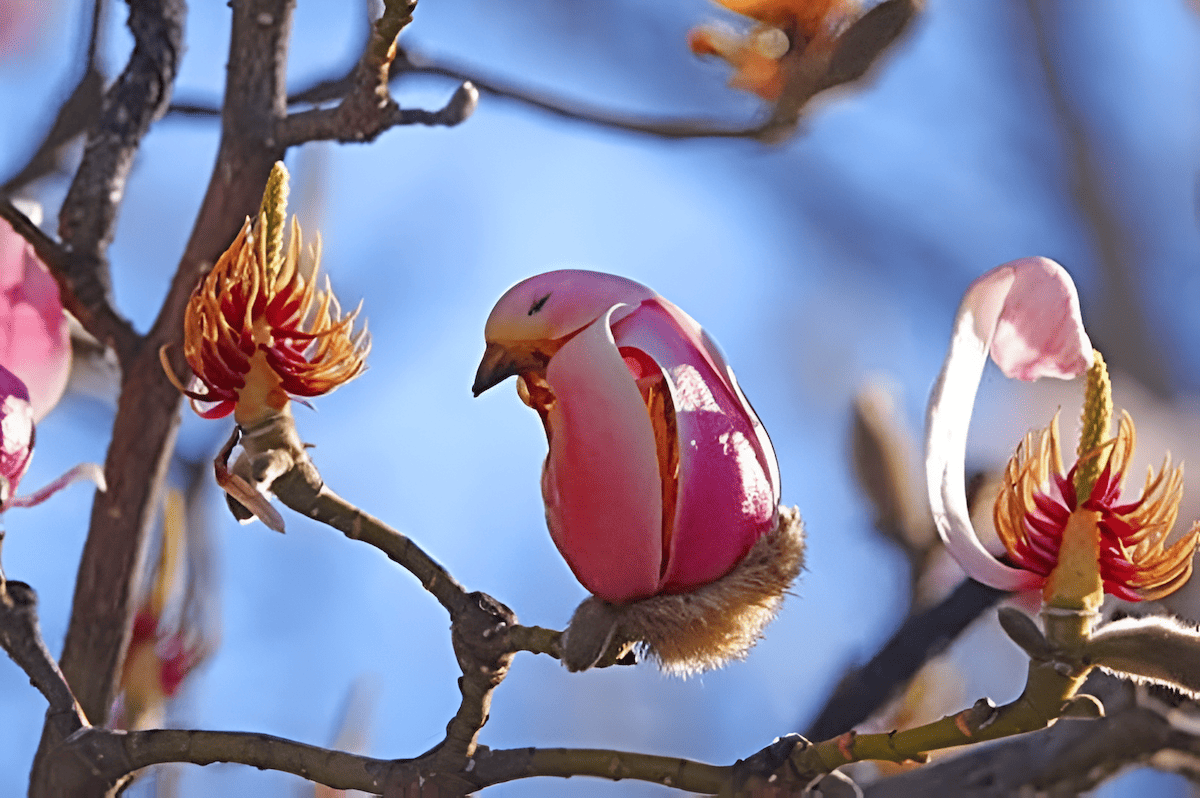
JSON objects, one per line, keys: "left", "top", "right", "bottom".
{"left": 926, "top": 258, "right": 1091, "bottom": 591}
{"left": 613, "top": 299, "right": 778, "bottom": 594}
{"left": 543, "top": 306, "right": 663, "bottom": 603}
{"left": 980, "top": 257, "right": 1092, "bottom": 381}
{"left": 6, "top": 462, "right": 105, "bottom": 509}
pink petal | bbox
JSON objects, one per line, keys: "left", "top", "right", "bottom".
{"left": 542, "top": 306, "right": 664, "bottom": 603}
{"left": 0, "top": 215, "right": 70, "bottom": 421}
{"left": 971, "top": 257, "right": 1093, "bottom": 382}
{"left": 612, "top": 299, "right": 778, "bottom": 594}
{"left": 925, "top": 257, "right": 1091, "bottom": 591}
{"left": 0, "top": 364, "right": 33, "bottom": 496}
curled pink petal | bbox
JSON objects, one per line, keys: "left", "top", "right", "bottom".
{"left": 612, "top": 298, "right": 778, "bottom": 593}
{"left": 974, "top": 257, "right": 1092, "bottom": 381}
{"left": 926, "top": 257, "right": 1092, "bottom": 591}
{"left": 543, "top": 306, "right": 664, "bottom": 602}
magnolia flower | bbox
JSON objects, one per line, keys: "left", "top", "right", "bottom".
{"left": 688, "top": 0, "right": 857, "bottom": 99}
{"left": 173, "top": 163, "right": 369, "bottom": 427}
{"left": 995, "top": 410, "right": 1197, "bottom": 603}
{"left": 0, "top": 202, "right": 71, "bottom": 421}
{"left": 476, "top": 270, "right": 803, "bottom": 673}
{"left": 0, "top": 363, "right": 103, "bottom": 510}
{"left": 927, "top": 256, "right": 1199, "bottom": 606}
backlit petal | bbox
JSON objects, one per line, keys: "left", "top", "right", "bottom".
{"left": 613, "top": 299, "right": 777, "bottom": 593}
{"left": 926, "top": 258, "right": 1091, "bottom": 591}
{"left": 543, "top": 306, "right": 663, "bottom": 603}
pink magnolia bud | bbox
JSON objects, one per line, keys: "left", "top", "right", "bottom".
{"left": 477, "top": 270, "right": 802, "bottom": 673}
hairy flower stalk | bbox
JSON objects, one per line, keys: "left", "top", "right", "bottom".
{"left": 994, "top": 352, "right": 1198, "bottom": 608}
{"left": 172, "top": 162, "right": 369, "bottom": 427}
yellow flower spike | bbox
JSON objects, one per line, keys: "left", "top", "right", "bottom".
{"left": 260, "top": 161, "right": 289, "bottom": 276}
{"left": 1074, "top": 349, "right": 1112, "bottom": 503}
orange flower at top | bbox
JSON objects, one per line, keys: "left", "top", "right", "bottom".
{"left": 688, "top": 0, "right": 858, "bottom": 99}
{"left": 995, "top": 407, "right": 1199, "bottom": 605}
{"left": 175, "top": 163, "right": 369, "bottom": 426}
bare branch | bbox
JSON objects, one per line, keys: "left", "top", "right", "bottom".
{"left": 57, "top": 0, "right": 184, "bottom": 350}
{"left": 275, "top": 81, "right": 478, "bottom": 146}
{"left": 272, "top": 0, "right": 478, "bottom": 147}
{"left": 804, "top": 580, "right": 1005, "bottom": 741}
{"left": 0, "top": 581, "right": 89, "bottom": 737}
{"left": 270, "top": 457, "right": 471, "bottom": 616}
{"left": 41, "top": 5, "right": 295, "bottom": 789}
{"left": 861, "top": 700, "right": 1200, "bottom": 797}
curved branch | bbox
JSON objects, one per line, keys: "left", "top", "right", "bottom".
{"left": 270, "top": 459, "right": 471, "bottom": 616}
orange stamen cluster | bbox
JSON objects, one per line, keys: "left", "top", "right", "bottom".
{"left": 688, "top": 0, "right": 857, "bottom": 100}
{"left": 994, "top": 411, "right": 1198, "bottom": 602}
{"left": 180, "top": 214, "right": 369, "bottom": 426}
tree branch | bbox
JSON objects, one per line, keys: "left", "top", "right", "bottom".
{"left": 272, "top": 0, "right": 477, "bottom": 147}
{"left": 56, "top": 0, "right": 184, "bottom": 356}
{"left": 0, "top": 581, "right": 89, "bottom": 738}
{"left": 36, "top": 4, "right": 295, "bottom": 792}
{"left": 270, "top": 458, "right": 471, "bottom": 617}
{"left": 804, "top": 579, "right": 1006, "bottom": 740}
{"left": 0, "top": 0, "right": 107, "bottom": 196}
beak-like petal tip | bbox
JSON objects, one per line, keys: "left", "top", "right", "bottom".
{"left": 473, "top": 341, "right": 535, "bottom": 397}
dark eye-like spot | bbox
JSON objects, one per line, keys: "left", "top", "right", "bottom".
{"left": 528, "top": 293, "right": 551, "bottom": 316}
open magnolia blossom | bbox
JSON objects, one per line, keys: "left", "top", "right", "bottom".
{"left": 0, "top": 363, "right": 103, "bottom": 510}
{"left": 476, "top": 270, "right": 803, "bottom": 673}
{"left": 688, "top": 0, "right": 858, "bottom": 99}
{"left": 927, "top": 256, "right": 1199, "bottom": 606}
{"left": 0, "top": 200, "right": 71, "bottom": 422}
{"left": 171, "top": 163, "right": 369, "bottom": 428}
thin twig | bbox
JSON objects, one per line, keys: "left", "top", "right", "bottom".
{"left": 270, "top": 460, "right": 471, "bottom": 616}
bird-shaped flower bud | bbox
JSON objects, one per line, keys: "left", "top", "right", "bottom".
{"left": 175, "top": 162, "right": 369, "bottom": 427}
{"left": 476, "top": 270, "right": 803, "bottom": 673}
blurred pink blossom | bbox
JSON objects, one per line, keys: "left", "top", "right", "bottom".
{"left": 0, "top": 203, "right": 70, "bottom": 421}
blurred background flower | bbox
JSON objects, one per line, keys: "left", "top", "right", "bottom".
{"left": 1, "top": 1, "right": 1198, "bottom": 796}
